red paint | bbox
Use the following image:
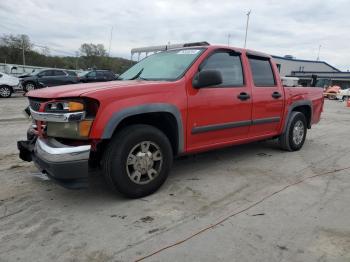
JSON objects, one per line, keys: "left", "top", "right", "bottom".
{"left": 27, "top": 45, "right": 324, "bottom": 154}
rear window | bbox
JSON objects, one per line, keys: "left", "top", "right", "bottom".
{"left": 248, "top": 57, "right": 275, "bottom": 86}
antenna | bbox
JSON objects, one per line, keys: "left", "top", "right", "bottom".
{"left": 244, "top": 9, "right": 251, "bottom": 48}
{"left": 227, "top": 34, "right": 231, "bottom": 46}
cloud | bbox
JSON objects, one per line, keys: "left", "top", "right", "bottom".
{"left": 0, "top": 0, "right": 349, "bottom": 70}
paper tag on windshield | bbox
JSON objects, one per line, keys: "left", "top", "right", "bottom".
{"left": 177, "top": 50, "right": 200, "bottom": 55}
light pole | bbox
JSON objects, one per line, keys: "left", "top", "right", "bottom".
{"left": 244, "top": 10, "right": 251, "bottom": 49}
{"left": 316, "top": 45, "right": 322, "bottom": 61}
{"left": 108, "top": 26, "right": 113, "bottom": 57}
{"left": 227, "top": 34, "right": 231, "bottom": 46}
{"left": 22, "top": 39, "right": 26, "bottom": 65}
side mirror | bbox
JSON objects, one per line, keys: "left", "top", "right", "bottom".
{"left": 193, "top": 70, "right": 223, "bottom": 88}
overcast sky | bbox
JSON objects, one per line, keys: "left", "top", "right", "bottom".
{"left": 1, "top": 0, "right": 349, "bottom": 70}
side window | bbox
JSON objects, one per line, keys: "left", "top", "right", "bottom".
{"left": 0, "top": 74, "right": 2, "bottom": 78}
{"left": 39, "top": 70, "right": 52, "bottom": 77}
{"left": 248, "top": 57, "right": 276, "bottom": 86}
{"left": 54, "top": 70, "right": 66, "bottom": 76}
{"left": 104, "top": 71, "right": 112, "bottom": 78}
{"left": 97, "top": 71, "right": 105, "bottom": 78}
{"left": 200, "top": 51, "right": 244, "bottom": 87}
{"left": 88, "top": 71, "right": 96, "bottom": 77}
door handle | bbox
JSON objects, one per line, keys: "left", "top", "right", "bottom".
{"left": 272, "top": 91, "right": 282, "bottom": 99}
{"left": 237, "top": 92, "right": 251, "bottom": 101}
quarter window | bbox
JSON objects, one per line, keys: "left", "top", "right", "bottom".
{"left": 200, "top": 51, "right": 244, "bottom": 87}
{"left": 248, "top": 57, "right": 275, "bottom": 86}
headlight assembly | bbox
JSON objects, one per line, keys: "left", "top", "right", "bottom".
{"left": 45, "top": 101, "right": 85, "bottom": 113}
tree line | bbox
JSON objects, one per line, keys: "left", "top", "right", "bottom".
{"left": 0, "top": 34, "right": 134, "bottom": 74}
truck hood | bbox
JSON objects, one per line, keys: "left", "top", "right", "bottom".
{"left": 27, "top": 80, "right": 169, "bottom": 99}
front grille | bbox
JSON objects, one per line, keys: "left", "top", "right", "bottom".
{"left": 29, "top": 100, "right": 41, "bottom": 111}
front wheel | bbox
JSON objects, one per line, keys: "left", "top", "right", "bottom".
{"left": 279, "top": 112, "right": 307, "bottom": 151}
{"left": 103, "top": 124, "right": 173, "bottom": 198}
{"left": 0, "top": 86, "right": 12, "bottom": 98}
{"left": 23, "top": 82, "right": 36, "bottom": 92}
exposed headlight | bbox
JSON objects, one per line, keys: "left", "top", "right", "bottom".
{"left": 45, "top": 101, "right": 84, "bottom": 113}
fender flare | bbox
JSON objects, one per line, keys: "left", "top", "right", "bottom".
{"left": 101, "top": 103, "right": 184, "bottom": 153}
{"left": 283, "top": 100, "right": 313, "bottom": 133}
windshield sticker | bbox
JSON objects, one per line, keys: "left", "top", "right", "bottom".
{"left": 177, "top": 50, "right": 200, "bottom": 55}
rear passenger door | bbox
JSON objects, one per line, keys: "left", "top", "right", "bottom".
{"left": 53, "top": 70, "right": 68, "bottom": 85}
{"left": 37, "top": 70, "right": 55, "bottom": 86}
{"left": 247, "top": 54, "right": 284, "bottom": 137}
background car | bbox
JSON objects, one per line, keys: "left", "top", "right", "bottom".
{"left": 336, "top": 88, "right": 350, "bottom": 101}
{"left": 20, "top": 69, "right": 79, "bottom": 92}
{"left": 0, "top": 72, "right": 21, "bottom": 98}
{"left": 78, "top": 70, "right": 117, "bottom": 83}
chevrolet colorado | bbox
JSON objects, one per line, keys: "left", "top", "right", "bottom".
{"left": 18, "top": 43, "right": 324, "bottom": 198}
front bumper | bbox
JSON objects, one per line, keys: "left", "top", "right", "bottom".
{"left": 18, "top": 138, "right": 91, "bottom": 189}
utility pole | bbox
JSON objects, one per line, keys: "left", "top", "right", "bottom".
{"left": 75, "top": 51, "right": 79, "bottom": 70}
{"left": 108, "top": 26, "right": 113, "bottom": 57}
{"left": 316, "top": 45, "right": 322, "bottom": 61}
{"left": 227, "top": 34, "right": 231, "bottom": 46}
{"left": 244, "top": 10, "right": 251, "bottom": 49}
{"left": 22, "top": 39, "right": 26, "bottom": 65}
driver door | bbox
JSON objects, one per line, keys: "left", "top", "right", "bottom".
{"left": 187, "top": 50, "right": 252, "bottom": 151}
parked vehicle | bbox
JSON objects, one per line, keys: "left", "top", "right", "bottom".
{"left": 18, "top": 44, "right": 324, "bottom": 198}
{"left": 0, "top": 72, "right": 21, "bottom": 98}
{"left": 281, "top": 77, "right": 299, "bottom": 87}
{"left": 336, "top": 88, "right": 350, "bottom": 101}
{"left": 323, "top": 85, "right": 341, "bottom": 100}
{"left": 20, "top": 69, "right": 79, "bottom": 92}
{"left": 78, "top": 70, "right": 117, "bottom": 83}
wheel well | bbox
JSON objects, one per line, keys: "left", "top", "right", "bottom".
{"left": 116, "top": 112, "right": 179, "bottom": 154}
{"left": 90, "top": 112, "right": 180, "bottom": 167}
{"left": 292, "top": 105, "right": 311, "bottom": 128}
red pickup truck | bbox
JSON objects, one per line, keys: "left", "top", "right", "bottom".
{"left": 18, "top": 43, "right": 324, "bottom": 198}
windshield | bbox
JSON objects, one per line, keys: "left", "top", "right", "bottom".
{"left": 119, "top": 48, "right": 205, "bottom": 81}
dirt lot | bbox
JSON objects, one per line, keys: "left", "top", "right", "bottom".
{"left": 0, "top": 95, "right": 349, "bottom": 262}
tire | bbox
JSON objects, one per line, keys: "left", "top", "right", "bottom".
{"left": 23, "top": 82, "right": 36, "bottom": 92}
{"left": 279, "top": 111, "right": 307, "bottom": 152}
{"left": 102, "top": 124, "right": 173, "bottom": 198}
{"left": 328, "top": 94, "right": 337, "bottom": 100}
{"left": 0, "top": 85, "right": 12, "bottom": 98}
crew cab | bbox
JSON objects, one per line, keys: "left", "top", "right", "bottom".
{"left": 17, "top": 44, "right": 324, "bottom": 198}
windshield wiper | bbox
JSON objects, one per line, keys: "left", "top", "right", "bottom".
{"left": 128, "top": 68, "right": 144, "bottom": 80}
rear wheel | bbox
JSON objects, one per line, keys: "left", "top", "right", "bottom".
{"left": 279, "top": 112, "right": 307, "bottom": 151}
{"left": 103, "top": 124, "right": 173, "bottom": 198}
{"left": 0, "top": 86, "right": 12, "bottom": 98}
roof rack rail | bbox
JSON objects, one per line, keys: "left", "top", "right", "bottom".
{"left": 183, "top": 41, "right": 210, "bottom": 47}
{"left": 131, "top": 41, "right": 210, "bottom": 55}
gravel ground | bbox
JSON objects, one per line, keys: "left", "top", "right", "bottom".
{"left": 0, "top": 97, "right": 349, "bottom": 262}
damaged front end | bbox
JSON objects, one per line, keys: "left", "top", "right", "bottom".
{"left": 17, "top": 97, "right": 99, "bottom": 189}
